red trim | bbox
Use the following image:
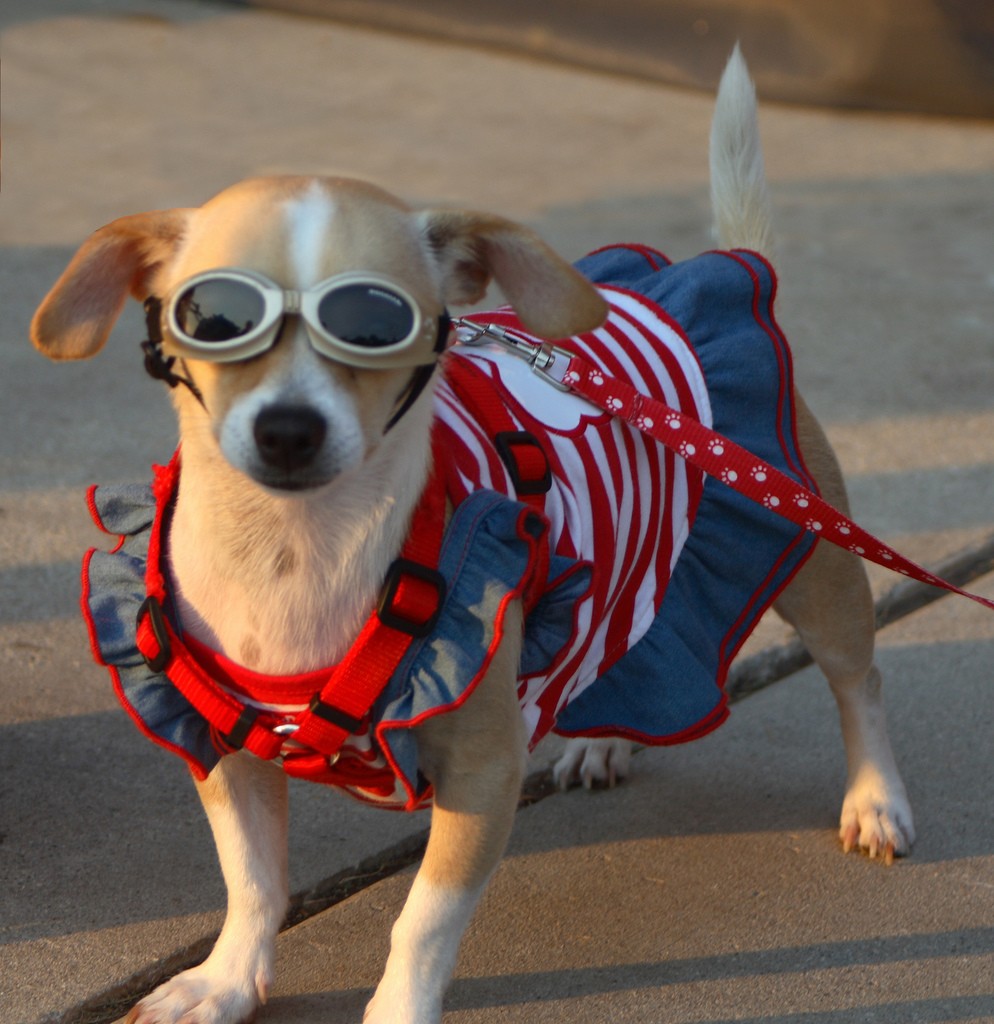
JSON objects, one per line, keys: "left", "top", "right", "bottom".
{"left": 143, "top": 455, "right": 181, "bottom": 602}
{"left": 85, "top": 485, "right": 126, "bottom": 552}
{"left": 81, "top": 480, "right": 214, "bottom": 779}
{"left": 750, "top": 254, "right": 820, "bottom": 494}
{"left": 109, "top": 663, "right": 211, "bottom": 780}
{"left": 80, "top": 548, "right": 108, "bottom": 668}
{"left": 716, "top": 526, "right": 815, "bottom": 675}
{"left": 85, "top": 485, "right": 103, "bottom": 530}
{"left": 721, "top": 249, "right": 817, "bottom": 490}
{"left": 585, "top": 242, "right": 672, "bottom": 272}
{"left": 554, "top": 701, "right": 730, "bottom": 748}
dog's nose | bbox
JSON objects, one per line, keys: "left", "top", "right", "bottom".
{"left": 254, "top": 404, "right": 327, "bottom": 472}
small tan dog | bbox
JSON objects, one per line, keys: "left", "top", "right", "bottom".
{"left": 31, "top": 51, "right": 912, "bottom": 1024}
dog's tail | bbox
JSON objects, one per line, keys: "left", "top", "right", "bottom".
{"left": 709, "top": 45, "right": 774, "bottom": 258}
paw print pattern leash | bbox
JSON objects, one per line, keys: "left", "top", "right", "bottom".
{"left": 453, "top": 321, "right": 994, "bottom": 614}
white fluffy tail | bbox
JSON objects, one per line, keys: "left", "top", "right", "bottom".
{"left": 709, "top": 45, "right": 774, "bottom": 257}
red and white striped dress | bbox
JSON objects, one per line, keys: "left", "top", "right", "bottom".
{"left": 436, "top": 282, "right": 711, "bottom": 748}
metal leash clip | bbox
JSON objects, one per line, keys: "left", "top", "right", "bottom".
{"left": 453, "top": 319, "right": 576, "bottom": 393}
{"left": 272, "top": 721, "right": 342, "bottom": 767}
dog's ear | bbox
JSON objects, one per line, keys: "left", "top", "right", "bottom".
{"left": 31, "top": 209, "right": 194, "bottom": 360}
{"left": 417, "top": 210, "right": 608, "bottom": 339}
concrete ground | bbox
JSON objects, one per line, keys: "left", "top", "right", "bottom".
{"left": 2, "top": 2, "right": 994, "bottom": 1022}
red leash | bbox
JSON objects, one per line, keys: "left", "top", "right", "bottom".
{"left": 454, "top": 322, "right": 994, "bottom": 614}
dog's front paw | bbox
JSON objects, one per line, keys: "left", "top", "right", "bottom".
{"left": 839, "top": 765, "right": 916, "bottom": 865}
{"left": 553, "top": 737, "right": 632, "bottom": 791}
{"left": 364, "top": 980, "right": 441, "bottom": 1024}
{"left": 125, "top": 959, "right": 270, "bottom": 1024}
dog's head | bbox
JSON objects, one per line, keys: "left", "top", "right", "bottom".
{"left": 31, "top": 176, "right": 607, "bottom": 492}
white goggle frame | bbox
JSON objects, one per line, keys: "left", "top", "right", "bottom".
{"left": 163, "top": 268, "right": 445, "bottom": 370}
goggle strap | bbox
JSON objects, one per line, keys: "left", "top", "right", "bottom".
{"left": 384, "top": 363, "right": 436, "bottom": 434}
{"left": 383, "top": 310, "right": 450, "bottom": 433}
{"left": 434, "top": 310, "right": 453, "bottom": 354}
{"left": 142, "top": 297, "right": 208, "bottom": 410}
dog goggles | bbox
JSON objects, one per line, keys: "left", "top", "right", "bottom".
{"left": 164, "top": 268, "right": 448, "bottom": 369}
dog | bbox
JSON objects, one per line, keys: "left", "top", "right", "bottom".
{"left": 31, "top": 49, "right": 913, "bottom": 1024}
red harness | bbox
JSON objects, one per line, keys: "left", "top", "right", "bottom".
{"left": 134, "top": 445, "right": 449, "bottom": 786}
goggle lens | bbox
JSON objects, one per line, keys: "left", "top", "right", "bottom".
{"left": 175, "top": 279, "right": 266, "bottom": 343}
{"left": 317, "top": 283, "right": 415, "bottom": 349}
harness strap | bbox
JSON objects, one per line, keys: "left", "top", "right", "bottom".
{"left": 135, "top": 608, "right": 285, "bottom": 760}
{"left": 441, "top": 357, "right": 555, "bottom": 616}
{"left": 444, "top": 357, "right": 552, "bottom": 511}
{"left": 289, "top": 486, "right": 447, "bottom": 759}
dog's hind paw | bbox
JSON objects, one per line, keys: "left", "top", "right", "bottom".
{"left": 838, "top": 766, "right": 916, "bottom": 865}
{"left": 553, "top": 737, "right": 632, "bottom": 791}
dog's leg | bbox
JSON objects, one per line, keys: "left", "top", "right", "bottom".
{"left": 774, "top": 393, "right": 914, "bottom": 862}
{"left": 126, "top": 753, "right": 289, "bottom": 1024}
{"left": 365, "top": 605, "right": 526, "bottom": 1024}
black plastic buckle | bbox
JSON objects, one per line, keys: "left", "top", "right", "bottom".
{"left": 137, "top": 596, "right": 172, "bottom": 673}
{"left": 494, "top": 430, "right": 551, "bottom": 496}
{"left": 222, "top": 706, "right": 260, "bottom": 750}
{"left": 307, "top": 696, "right": 363, "bottom": 735}
{"left": 377, "top": 558, "right": 447, "bottom": 638}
